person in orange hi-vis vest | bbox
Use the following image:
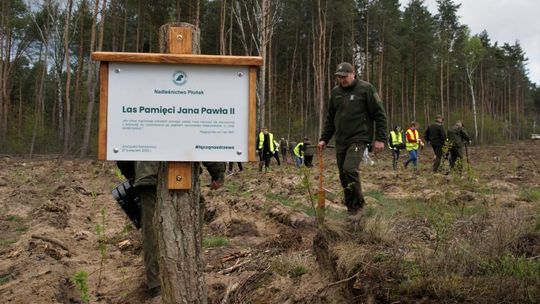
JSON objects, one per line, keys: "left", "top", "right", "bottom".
{"left": 404, "top": 121, "right": 424, "bottom": 173}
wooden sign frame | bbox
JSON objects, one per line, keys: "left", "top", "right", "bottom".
{"left": 92, "top": 51, "right": 262, "bottom": 188}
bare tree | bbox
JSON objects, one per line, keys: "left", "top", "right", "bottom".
{"left": 231, "top": 0, "right": 281, "bottom": 128}
{"left": 312, "top": 0, "right": 328, "bottom": 137}
{"left": 80, "top": 0, "right": 101, "bottom": 157}
{"left": 62, "top": 0, "right": 73, "bottom": 154}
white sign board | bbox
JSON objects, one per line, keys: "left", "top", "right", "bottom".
{"left": 106, "top": 62, "right": 249, "bottom": 161}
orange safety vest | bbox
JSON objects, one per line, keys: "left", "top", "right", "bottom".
{"left": 405, "top": 129, "right": 420, "bottom": 151}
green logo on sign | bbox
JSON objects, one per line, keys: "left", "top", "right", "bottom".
{"left": 173, "top": 71, "right": 187, "bottom": 85}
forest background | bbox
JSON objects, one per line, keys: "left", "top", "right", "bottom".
{"left": 1, "top": 0, "right": 540, "bottom": 157}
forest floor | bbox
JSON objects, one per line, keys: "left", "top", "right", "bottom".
{"left": 1, "top": 141, "right": 540, "bottom": 304}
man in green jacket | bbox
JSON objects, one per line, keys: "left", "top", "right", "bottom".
{"left": 318, "top": 62, "right": 387, "bottom": 216}
{"left": 447, "top": 121, "right": 471, "bottom": 171}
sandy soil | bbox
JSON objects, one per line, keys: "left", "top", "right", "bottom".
{"left": 0, "top": 141, "right": 539, "bottom": 303}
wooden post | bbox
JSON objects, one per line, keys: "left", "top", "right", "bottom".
{"left": 155, "top": 23, "right": 207, "bottom": 304}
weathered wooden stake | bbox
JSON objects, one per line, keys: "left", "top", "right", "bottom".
{"left": 155, "top": 23, "right": 207, "bottom": 304}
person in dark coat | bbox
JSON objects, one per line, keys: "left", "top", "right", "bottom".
{"left": 424, "top": 114, "right": 447, "bottom": 173}
{"left": 318, "top": 62, "right": 387, "bottom": 216}
{"left": 303, "top": 137, "right": 315, "bottom": 167}
{"left": 447, "top": 121, "right": 471, "bottom": 171}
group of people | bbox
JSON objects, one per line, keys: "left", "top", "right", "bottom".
{"left": 255, "top": 127, "right": 316, "bottom": 172}
{"left": 389, "top": 116, "right": 471, "bottom": 173}
{"left": 118, "top": 61, "right": 474, "bottom": 297}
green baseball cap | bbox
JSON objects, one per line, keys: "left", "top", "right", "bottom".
{"left": 335, "top": 62, "right": 354, "bottom": 76}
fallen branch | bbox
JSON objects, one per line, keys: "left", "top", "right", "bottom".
{"left": 220, "top": 250, "right": 250, "bottom": 264}
{"left": 325, "top": 271, "right": 359, "bottom": 288}
{"left": 218, "top": 260, "right": 250, "bottom": 275}
{"left": 219, "top": 282, "right": 240, "bottom": 304}
{"left": 320, "top": 262, "right": 372, "bottom": 292}
{"left": 31, "top": 234, "right": 70, "bottom": 253}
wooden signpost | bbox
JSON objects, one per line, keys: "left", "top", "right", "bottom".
{"left": 92, "top": 23, "right": 262, "bottom": 303}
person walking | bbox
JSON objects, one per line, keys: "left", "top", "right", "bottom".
{"left": 318, "top": 62, "right": 387, "bottom": 216}
{"left": 388, "top": 125, "right": 405, "bottom": 170}
{"left": 424, "top": 114, "right": 447, "bottom": 173}
{"left": 272, "top": 139, "right": 281, "bottom": 165}
{"left": 293, "top": 141, "right": 304, "bottom": 168}
{"left": 404, "top": 121, "right": 423, "bottom": 173}
{"left": 447, "top": 121, "right": 471, "bottom": 171}
{"left": 256, "top": 127, "right": 276, "bottom": 172}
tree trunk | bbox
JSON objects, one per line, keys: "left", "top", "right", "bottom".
{"left": 63, "top": 0, "right": 73, "bottom": 155}
{"left": 312, "top": 0, "right": 327, "bottom": 138}
{"left": 155, "top": 23, "right": 207, "bottom": 304}
{"left": 79, "top": 0, "right": 100, "bottom": 158}
{"left": 466, "top": 65, "right": 478, "bottom": 141}
{"left": 219, "top": 0, "right": 227, "bottom": 55}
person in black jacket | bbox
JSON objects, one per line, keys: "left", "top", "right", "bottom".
{"left": 424, "top": 114, "right": 447, "bottom": 173}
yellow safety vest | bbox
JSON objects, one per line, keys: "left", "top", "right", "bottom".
{"left": 293, "top": 142, "right": 304, "bottom": 157}
{"left": 390, "top": 131, "right": 403, "bottom": 145}
{"left": 405, "top": 129, "right": 419, "bottom": 151}
{"left": 258, "top": 132, "right": 275, "bottom": 152}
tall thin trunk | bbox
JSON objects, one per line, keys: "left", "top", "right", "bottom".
{"left": 312, "top": 0, "right": 327, "bottom": 138}
{"left": 79, "top": 0, "right": 100, "bottom": 157}
{"left": 73, "top": 0, "right": 86, "bottom": 127}
{"left": 219, "top": 0, "right": 227, "bottom": 55}
{"left": 63, "top": 0, "right": 73, "bottom": 155}
{"left": 122, "top": 1, "right": 127, "bottom": 51}
{"left": 439, "top": 55, "right": 444, "bottom": 116}
{"left": 364, "top": 5, "right": 369, "bottom": 82}
{"left": 466, "top": 65, "right": 478, "bottom": 141}
{"left": 31, "top": 43, "right": 49, "bottom": 157}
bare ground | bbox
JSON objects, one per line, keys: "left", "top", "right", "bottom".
{"left": 0, "top": 141, "right": 539, "bottom": 303}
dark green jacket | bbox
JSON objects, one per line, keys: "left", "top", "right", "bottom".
{"left": 447, "top": 126, "right": 471, "bottom": 148}
{"left": 320, "top": 79, "right": 387, "bottom": 152}
{"left": 425, "top": 122, "right": 446, "bottom": 147}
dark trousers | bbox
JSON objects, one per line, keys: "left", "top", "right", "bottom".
{"left": 336, "top": 143, "right": 366, "bottom": 213}
{"left": 391, "top": 148, "right": 401, "bottom": 170}
{"left": 138, "top": 186, "right": 160, "bottom": 289}
{"left": 281, "top": 149, "right": 287, "bottom": 162}
{"left": 449, "top": 147, "right": 463, "bottom": 170}
{"left": 228, "top": 162, "right": 243, "bottom": 172}
{"left": 202, "top": 161, "right": 225, "bottom": 182}
{"left": 304, "top": 155, "right": 314, "bottom": 167}
{"left": 259, "top": 151, "right": 272, "bottom": 170}
{"left": 272, "top": 151, "right": 281, "bottom": 165}
{"left": 432, "top": 145, "right": 443, "bottom": 172}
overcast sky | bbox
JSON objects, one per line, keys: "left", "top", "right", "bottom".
{"left": 398, "top": 0, "right": 540, "bottom": 85}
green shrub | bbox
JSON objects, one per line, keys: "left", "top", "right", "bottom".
{"left": 203, "top": 236, "right": 230, "bottom": 248}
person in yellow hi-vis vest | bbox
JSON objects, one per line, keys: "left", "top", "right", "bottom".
{"left": 293, "top": 141, "right": 304, "bottom": 168}
{"left": 256, "top": 127, "right": 275, "bottom": 172}
{"left": 388, "top": 125, "right": 405, "bottom": 170}
{"left": 404, "top": 121, "right": 424, "bottom": 173}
